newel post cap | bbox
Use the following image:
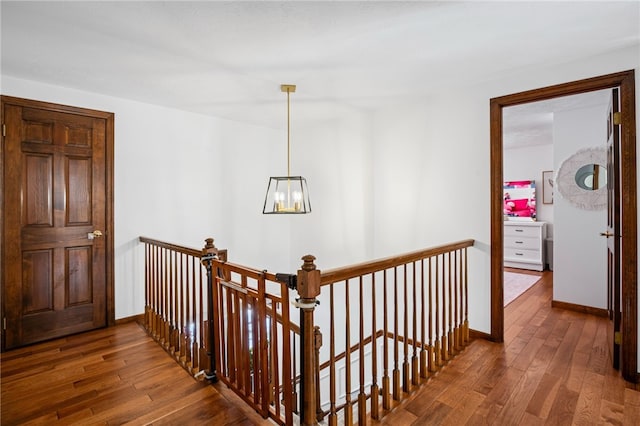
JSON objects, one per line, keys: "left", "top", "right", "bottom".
{"left": 297, "top": 254, "right": 321, "bottom": 300}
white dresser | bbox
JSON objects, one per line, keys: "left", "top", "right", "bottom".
{"left": 504, "top": 221, "right": 547, "bottom": 271}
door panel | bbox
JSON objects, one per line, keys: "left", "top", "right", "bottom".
{"left": 605, "top": 88, "right": 621, "bottom": 369}
{"left": 24, "top": 153, "right": 54, "bottom": 225}
{"left": 2, "top": 97, "right": 113, "bottom": 350}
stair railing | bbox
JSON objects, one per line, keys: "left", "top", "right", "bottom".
{"left": 295, "top": 239, "right": 475, "bottom": 425}
{"left": 140, "top": 236, "right": 475, "bottom": 426}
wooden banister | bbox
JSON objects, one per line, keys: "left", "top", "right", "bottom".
{"left": 141, "top": 236, "right": 474, "bottom": 426}
{"left": 319, "top": 239, "right": 474, "bottom": 284}
{"left": 139, "top": 236, "right": 203, "bottom": 257}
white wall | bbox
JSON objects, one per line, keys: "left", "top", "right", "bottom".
{"left": 504, "top": 144, "right": 554, "bottom": 236}
{"left": 368, "top": 45, "right": 639, "bottom": 336}
{"left": 289, "top": 115, "right": 374, "bottom": 270}
{"left": 553, "top": 105, "right": 608, "bottom": 309}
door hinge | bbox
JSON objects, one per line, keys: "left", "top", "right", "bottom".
{"left": 613, "top": 112, "right": 622, "bottom": 126}
{"left": 614, "top": 331, "right": 622, "bottom": 345}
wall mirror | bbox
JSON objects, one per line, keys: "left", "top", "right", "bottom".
{"left": 575, "top": 163, "right": 607, "bottom": 191}
{"left": 556, "top": 146, "right": 607, "bottom": 210}
{"left": 503, "top": 180, "right": 536, "bottom": 221}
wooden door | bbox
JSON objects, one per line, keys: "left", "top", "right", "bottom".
{"left": 605, "top": 88, "right": 621, "bottom": 369}
{"left": 1, "top": 96, "right": 114, "bottom": 350}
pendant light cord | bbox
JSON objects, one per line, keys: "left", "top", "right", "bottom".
{"left": 287, "top": 88, "right": 291, "bottom": 178}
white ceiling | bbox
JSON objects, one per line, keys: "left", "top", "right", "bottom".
{"left": 1, "top": 1, "right": 639, "bottom": 135}
{"left": 503, "top": 88, "right": 612, "bottom": 149}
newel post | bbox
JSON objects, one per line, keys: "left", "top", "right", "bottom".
{"left": 297, "top": 255, "right": 321, "bottom": 425}
{"left": 201, "top": 237, "right": 219, "bottom": 382}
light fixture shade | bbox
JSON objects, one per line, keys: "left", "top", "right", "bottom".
{"left": 263, "top": 176, "right": 311, "bottom": 214}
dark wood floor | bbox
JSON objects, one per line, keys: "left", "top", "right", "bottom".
{"left": 2, "top": 270, "right": 639, "bottom": 425}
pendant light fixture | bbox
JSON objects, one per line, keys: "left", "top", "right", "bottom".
{"left": 263, "top": 84, "right": 312, "bottom": 214}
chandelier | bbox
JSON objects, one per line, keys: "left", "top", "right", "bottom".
{"left": 262, "top": 84, "right": 311, "bottom": 214}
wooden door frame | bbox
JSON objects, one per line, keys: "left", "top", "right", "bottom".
{"left": 489, "top": 70, "right": 638, "bottom": 382}
{"left": 0, "top": 96, "right": 115, "bottom": 350}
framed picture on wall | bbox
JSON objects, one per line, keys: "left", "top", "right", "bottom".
{"left": 542, "top": 170, "right": 554, "bottom": 204}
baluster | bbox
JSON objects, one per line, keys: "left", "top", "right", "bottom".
{"left": 147, "top": 244, "right": 154, "bottom": 334}
{"left": 328, "top": 284, "right": 337, "bottom": 426}
{"left": 168, "top": 250, "right": 174, "bottom": 351}
{"left": 158, "top": 246, "right": 162, "bottom": 337}
{"left": 280, "top": 283, "right": 295, "bottom": 426}
{"left": 314, "top": 326, "right": 323, "bottom": 423}
{"left": 344, "top": 279, "right": 353, "bottom": 425}
{"left": 456, "top": 249, "right": 463, "bottom": 350}
{"left": 464, "top": 247, "right": 470, "bottom": 344}
{"left": 186, "top": 256, "right": 195, "bottom": 371}
{"left": 382, "top": 270, "right": 390, "bottom": 410}
{"left": 170, "top": 250, "right": 176, "bottom": 351}
{"left": 428, "top": 257, "right": 435, "bottom": 373}
{"left": 434, "top": 255, "right": 441, "bottom": 368}
{"left": 270, "top": 300, "right": 280, "bottom": 417}
{"left": 420, "top": 259, "right": 428, "bottom": 379}
{"left": 358, "top": 276, "right": 366, "bottom": 425}
{"left": 174, "top": 252, "right": 180, "bottom": 357}
{"left": 179, "top": 253, "right": 186, "bottom": 364}
{"left": 370, "top": 273, "right": 380, "bottom": 420}
{"left": 412, "top": 261, "right": 419, "bottom": 386}
{"left": 146, "top": 244, "right": 152, "bottom": 333}
{"left": 157, "top": 246, "right": 162, "bottom": 340}
{"left": 403, "top": 264, "right": 409, "bottom": 393}
{"left": 226, "top": 286, "right": 236, "bottom": 383}
{"left": 448, "top": 251, "right": 454, "bottom": 357}
{"left": 163, "top": 247, "right": 170, "bottom": 348}
{"left": 239, "top": 276, "right": 248, "bottom": 394}
{"left": 258, "top": 274, "right": 270, "bottom": 416}
{"left": 144, "top": 243, "right": 149, "bottom": 329}
{"left": 441, "top": 253, "right": 448, "bottom": 363}
{"left": 157, "top": 248, "right": 163, "bottom": 343}
{"left": 292, "top": 329, "right": 298, "bottom": 415}
{"left": 392, "top": 266, "right": 400, "bottom": 401}
{"left": 198, "top": 252, "right": 205, "bottom": 373}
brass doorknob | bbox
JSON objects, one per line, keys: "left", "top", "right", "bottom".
{"left": 600, "top": 231, "right": 613, "bottom": 237}
{"left": 88, "top": 230, "right": 103, "bottom": 240}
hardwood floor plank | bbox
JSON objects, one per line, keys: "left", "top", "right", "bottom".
{"left": 491, "top": 342, "right": 554, "bottom": 425}
{"left": 440, "top": 390, "right": 485, "bottom": 426}
{"left": 572, "top": 370, "right": 605, "bottom": 425}
{"left": 518, "top": 411, "right": 545, "bottom": 426}
{"left": 599, "top": 399, "right": 625, "bottom": 425}
{"left": 545, "top": 384, "right": 580, "bottom": 425}
{"left": 415, "top": 400, "right": 452, "bottom": 424}
{"left": 525, "top": 372, "right": 562, "bottom": 419}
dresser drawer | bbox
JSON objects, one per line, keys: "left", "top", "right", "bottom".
{"left": 504, "top": 225, "right": 540, "bottom": 238}
{"left": 504, "top": 247, "right": 540, "bottom": 263}
{"left": 504, "top": 235, "right": 539, "bottom": 250}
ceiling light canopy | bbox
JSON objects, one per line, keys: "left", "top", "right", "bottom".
{"left": 263, "top": 84, "right": 311, "bottom": 214}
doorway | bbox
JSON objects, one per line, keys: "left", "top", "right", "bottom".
{"left": 489, "top": 70, "right": 638, "bottom": 382}
{"left": 1, "top": 96, "right": 115, "bottom": 350}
